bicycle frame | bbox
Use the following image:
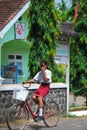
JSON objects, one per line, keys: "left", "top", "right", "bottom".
{"left": 19, "top": 83, "right": 57, "bottom": 121}
{"left": 20, "top": 99, "right": 37, "bottom": 119}
{"left": 26, "top": 99, "right": 36, "bottom": 118}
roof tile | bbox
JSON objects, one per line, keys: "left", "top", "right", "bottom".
{"left": 0, "top": 0, "right": 29, "bottom": 31}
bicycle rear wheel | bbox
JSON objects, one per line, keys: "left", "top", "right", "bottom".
{"left": 43, "top": 101, "right": 60, "bottom": 127}
{"left": 6, "top": 103, "right": 29, "bottom": 130}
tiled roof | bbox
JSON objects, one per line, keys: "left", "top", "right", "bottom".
{"left": 0, "top": 0, "right": 29, "bottom": 31}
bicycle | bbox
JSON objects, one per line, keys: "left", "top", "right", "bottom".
{"left": 6, "top": 83, "right": 61, "bottom": 130}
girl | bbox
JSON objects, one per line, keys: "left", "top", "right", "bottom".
{"left": 24, "top": 60, "right": 52, "bottom": 121}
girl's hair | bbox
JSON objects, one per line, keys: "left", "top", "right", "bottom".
{"left": 40, "top": 60, "right": 49, "bottom": 69}
{"left": 40, "top": 60, "right": 48, "bottom": 66}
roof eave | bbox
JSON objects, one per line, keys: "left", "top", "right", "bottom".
{"left": 0, "top": 1, "right": 30, "bottom": 39}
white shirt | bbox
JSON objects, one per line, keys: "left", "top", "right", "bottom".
{"left": 34, "top": 69, "right": 52, "bottom": 83}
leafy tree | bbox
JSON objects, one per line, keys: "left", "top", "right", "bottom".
{"left": 69, "top": 0, "right": 87, "bottom": 104}
{"left": 27, "top": 0, "right": 62, "bottom": 82}
{"left": 56, "top": 0, "right": 68, "bottom": 22}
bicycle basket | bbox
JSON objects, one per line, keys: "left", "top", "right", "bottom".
{"left": 13, "top": 89, "right": 29, "bottom": 101}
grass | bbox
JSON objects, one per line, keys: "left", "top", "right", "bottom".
{"left": 62, "top": 112, "right": 76, "bottom": 118}
{"left": 69, "top": 105, "right": 87, "bottom": 112}
{"left": 61, "top": 105, "right": 87, "bottom": 118}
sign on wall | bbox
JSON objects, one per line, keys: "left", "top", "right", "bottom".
{"left": 15, "top": 22, "right": 25, "bottom": 39}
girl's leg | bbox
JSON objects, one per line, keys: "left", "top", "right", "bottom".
{"left": 34, "top": 96, "right": 44, "bottom": 121}
{"left": 38, "top": 96, "right": 43, "bottom": 116}
{"left": 32, "top": 95, "right": 39, "bottom": 104}
{"left": 32, "top": 95, "right": 39, "bottom": 116}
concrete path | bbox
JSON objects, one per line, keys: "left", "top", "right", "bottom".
{"left": 1, "top": 117, "right": 87, "bottom": 130}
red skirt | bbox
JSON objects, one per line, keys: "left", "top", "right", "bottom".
{"left": 34, "top": 84, "right": 50, "bottom": 98}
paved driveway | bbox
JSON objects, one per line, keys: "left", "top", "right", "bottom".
{"left": 29, "top": 117, "right": 87, "bottom": 130}
{"left": 1, "top": 117, "right": 87, "bottom": 130}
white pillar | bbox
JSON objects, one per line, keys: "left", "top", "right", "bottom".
{"left": 66, "top": 43, "right": 70, "bottom": 113}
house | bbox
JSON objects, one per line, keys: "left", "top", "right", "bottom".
{"left": 0, "top": 0, "right": 30, "bottom": 84}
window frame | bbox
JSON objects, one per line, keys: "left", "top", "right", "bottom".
{"left": 8, "top": 54, "right": 24, "bottom": 77}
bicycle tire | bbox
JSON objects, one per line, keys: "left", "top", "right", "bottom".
{"left": 43, "top": 101, "right": 60, "bottom": 127}
{"left": 6, "top": 103, "right": 29, "bottom": 130}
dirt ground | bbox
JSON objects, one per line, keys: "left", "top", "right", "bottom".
{"left": 69, "top": 93, "right": 86, "bottom": 107}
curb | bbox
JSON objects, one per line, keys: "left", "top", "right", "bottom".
{"left": 69, "top": 110, "right": 87, "bottom": 116}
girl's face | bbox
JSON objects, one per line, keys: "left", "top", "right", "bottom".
{"left": 40, "top": 63, "right": 47, "bottom": 71}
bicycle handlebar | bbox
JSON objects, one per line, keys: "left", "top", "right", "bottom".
{"left": 21, "top": 82, "right": 32, "bottom": 90}
{"left": 21, "top": 81, "right": 39, "bottom": 90}
{"left": 21, "top": 81, "right": 50, "bottom": 90}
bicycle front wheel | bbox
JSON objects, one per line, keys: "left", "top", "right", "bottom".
{"left": 6, "top": 103, "right": 29, "bottom": 130}
{"left": 43, "top": 101, "right": 60, "bottom": 127}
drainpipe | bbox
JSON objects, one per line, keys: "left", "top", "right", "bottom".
{"left": 0, "top": 44, "right": 4, "bottom": 84}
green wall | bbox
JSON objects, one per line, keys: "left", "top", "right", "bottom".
{"left": 2, "top": 40, "right": 29, "bottom": 83}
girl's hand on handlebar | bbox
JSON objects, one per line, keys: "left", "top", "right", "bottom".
{"left": 22, "top": 81, "right": 26, "bottom": 84}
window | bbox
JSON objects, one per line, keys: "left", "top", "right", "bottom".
{"left": 8, "top": 54, "right": 23, "bottom": 77}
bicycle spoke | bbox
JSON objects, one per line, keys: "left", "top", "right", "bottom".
{"left": 6, "top": 104, "right": 29, "bottom": 130}
{"left": 43, "top": 101, "right": 60, "bottom": 127}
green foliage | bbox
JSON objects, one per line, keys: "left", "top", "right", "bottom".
{"left": 56, "top": 0, "right": 69, "bottom": 22}
{"left": 27, "top": 0, "right": 63, "bottom": 81}
{"left": 69, "top": 0, "right": 87, "bottom": 99}
{"left": 51, "top": 64, "right": 66, "bottom": 82}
